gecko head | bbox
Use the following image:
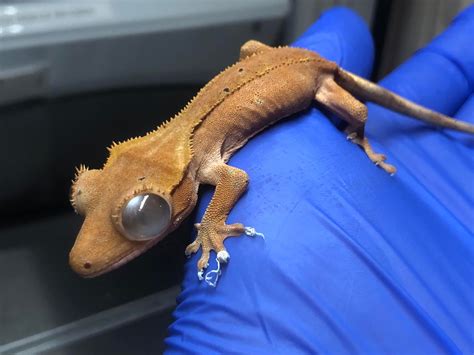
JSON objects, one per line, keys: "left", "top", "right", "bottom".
{"left": 68, "top": 153, "right": 198, "bottom": 278}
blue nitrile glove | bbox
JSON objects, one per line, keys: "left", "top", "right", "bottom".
{"left": 166, "top": 6, "right": 474, "bottom": 354}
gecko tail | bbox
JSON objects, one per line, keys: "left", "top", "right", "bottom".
{"left": 335, "top": 68, "right": 474, "bottom": 134}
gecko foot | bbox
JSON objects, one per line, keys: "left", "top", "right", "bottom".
{"left": 185, "top": 223, "right": 265, "bottom": 286}
{"left": 185, "top": 221, "right": 245, "bottom": 285}
{"left": 345, "top": 129, "right": 397, "bottom": 175}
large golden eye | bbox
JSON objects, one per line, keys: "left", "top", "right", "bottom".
{"left": 119, "top": 193, "right": 171, "bottom": 241}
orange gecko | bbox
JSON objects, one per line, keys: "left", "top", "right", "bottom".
{"left": 69, "top": 40, "right": 474, "bottom": 286}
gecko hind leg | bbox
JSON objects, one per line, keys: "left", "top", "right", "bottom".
{"left": 315, "top": 77, "right": 396, "bottom": 174}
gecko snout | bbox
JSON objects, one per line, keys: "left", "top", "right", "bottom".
{"left": 69, "top": 243, "right": 102, "bottom": 277}
{"left": 69, "top": 253, "right": 95, "bottom": 277}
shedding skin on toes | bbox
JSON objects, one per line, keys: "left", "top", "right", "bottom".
{"left": 245, "top": 226, "right": 265, "bottom": 239}
{"left": 204, "top": 250, "right": 230, "bottom": 287}
{"left": 186, "top": 223, "right": 265, "bottom": 286}
{"left": 186, "top": 221, "right": 244, "bottom": 280}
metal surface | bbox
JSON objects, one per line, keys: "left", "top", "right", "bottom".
{"left": 0, "top": 0, "right": 290, "bottom": 105}
{"left": 0, "top": 286, "right": 180, "bottom": 354}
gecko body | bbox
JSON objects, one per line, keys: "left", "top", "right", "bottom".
{"left": 69, "top": 40, "right": 474, "bottom": 283}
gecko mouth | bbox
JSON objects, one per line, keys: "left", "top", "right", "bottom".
{"left": 70, "top": 234, "right": 165, "bottom": 278}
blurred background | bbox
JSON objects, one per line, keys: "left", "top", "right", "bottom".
{"left": 0, "top": 0, "right": 471, "bottom": 353}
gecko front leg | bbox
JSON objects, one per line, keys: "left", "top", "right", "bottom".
{"left": 185, "top": 163, "right": 251, "bottom": 284}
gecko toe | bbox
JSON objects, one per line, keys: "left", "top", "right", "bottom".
{"left": 185, "top": 238, "right": 202, "bottom": 257}
{"left": 197, "top": 250, "right": 210, "bottom": 271}
{"left": 222, "top": 223, "right": 245, "bottom": 236}
{"left": 372, "top": 153, "right": 386, "bottom": 163}
{"left": 380, "top": 162, "right": 397, "bottom": 175}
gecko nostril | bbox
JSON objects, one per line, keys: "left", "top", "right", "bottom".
{"left": 83, "top": 262, "right": 92, "bottom": 269}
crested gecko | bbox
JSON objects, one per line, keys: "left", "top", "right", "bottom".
{"left": 69, "top": 40, "right": 474, "bottom": 286}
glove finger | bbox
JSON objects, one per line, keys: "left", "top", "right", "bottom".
{"left": 292, "top": 7, "right": 374, "bottom": 77}
{"left": 367, "top": 4, "right": 474, "bottom": 138}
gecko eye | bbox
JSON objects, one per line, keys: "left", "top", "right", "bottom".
{"left": 120, "top": 193, "right": 171, "bottom": 241}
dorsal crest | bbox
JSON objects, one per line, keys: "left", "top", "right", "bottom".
{"left": 105, "top": 45, "right": 318, "bottom": 192}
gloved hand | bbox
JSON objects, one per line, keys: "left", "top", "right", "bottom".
{"left": 166, "top": 6, "right": 474, "bottom": 354}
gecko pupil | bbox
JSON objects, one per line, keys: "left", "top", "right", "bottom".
{"left": 121, "top": 193, "right": 171, "bottom": 241}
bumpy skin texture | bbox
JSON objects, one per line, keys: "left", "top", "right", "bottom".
{"left": 69, "top": 40, "right": 474, "bottom": 279}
